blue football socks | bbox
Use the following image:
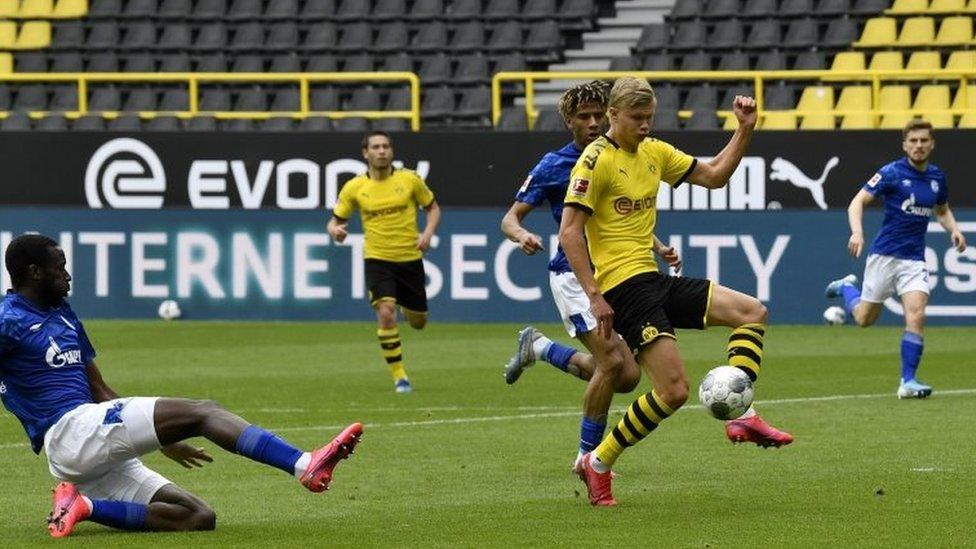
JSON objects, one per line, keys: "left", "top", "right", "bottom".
{"left": 579, "top": 417, "right": 606, "bottom": 455}
{"left": 89, "top": 500, "right": 148, "bottom": 531}
{"left": 544, "top": 341, "right": 577, "bottom": 373}
{"left": 235, "top": 425, "right": 303, "bottom": 475}
{"left": 901, "top": 331, "right": 924, "bottom": 382}
{"left": 841, "top": 283, "right": 862, "bottom": 315}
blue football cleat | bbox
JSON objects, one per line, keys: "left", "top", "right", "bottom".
{"left": 504, "top": 326, "right": 539, "bottom": 385}
{"left": 395, "top": 378, "right": 412, "bottom": 394}
{"left": 897, "top": 379, "right": 933, "bottom": 399}
{"left": 825, "top": 274, "right": 858, "bottom": 299}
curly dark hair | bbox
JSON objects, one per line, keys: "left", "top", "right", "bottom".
{"left": 557, "top": 80, "right": 610, "bottom": 121}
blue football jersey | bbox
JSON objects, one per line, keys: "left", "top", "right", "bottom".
{"left": 0, "top": 292, "right": 96, "bottom": 453}
{"left": 514, "top": 142, "right": 581, "bottom": 274}
{"left": 863, "top": 157, "right": 948, "bottom": 261}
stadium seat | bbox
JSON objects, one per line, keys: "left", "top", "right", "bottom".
{"left": 906, "top": 51, "right": 942, "bottom": 72}
{"left": 496, "top": 106, "right": 527, "bottom": 131}
{"left": 0, "top": 0, "right": 15, "bottom": 17}
{"left": 121, "top": 0, "right": 157, "bottom": 19}
{"left": 653, "top": 84, "right": 680, "bottom": 110}
{"left": 654, "top": 109, "right": 681, "bottom": 130}
{"left": 421, "top": 86, "right": 455, "bottom": 121}
{"left": 87, "top": 51, "right": 119, "bottom": 72}
{"left": 840, "top": 112, "right": 876, "bottom": 128}
{"left": 799, "top": 113, "right": 835, "bottom": 129}
{"left": 454, "top": 86, "right": 490, "bottom": 120}
{"left": 407, "top": 0, "right": 443, "bottom": 21}
{"left": 303, "top": 23, "right": 337, "bottom": 52}
{"left": 455, "top": 54, "right": 490, "bottom": 85}
{"left": 783, "top": 18, "right": 820, "bottom": 48}
{"left": 146, "top": 115, "right": 182, "bottom": 130}
{"left": 123, "top": 88, "right": 158, "bottom": 111}
{"left": 761, "top": 111, "right": 797, "bottom": 129}
{"left": 229, "top": 22, "right": 265, "bottom": 51}
{"left": 20, "top": 0, "right": 54, "bottom": 18}
{"left": 815, "top": 0, "right": 851, "bottom": 15}
{"left": 200, "top": 88, "right": 231, "bottom": 111}
{"left": 1, "top": 112, "right": 31, "bottom": 130}
{"left": 384, "top": 88, "right": 410, "bottom": 110}
{"left": 743, "top": 0, "right": 777, "bottom": 18}
{"left": 0, "top": 85, "right": 10, "bottom": 109}
{"left": 13, "top": 21, "right": 51, "bottom": 50}
{"left": 50, "top": 52, "right": 81, "bottom": 72}
{"left": 49, "top": 84, "right": 77, "bottom": 110}
{"left": 681, "top": 51, "right": 712, "bottom": 71}
{"left": 794, "top": 51, "right": 826, "bottom": 69}
{"left": 373, "top": 22, "right": 409, "bottom": 54}
{"left": 708, "top": 19, "right": 744, "bottom": 50}
{"left": 878, "top": 85, "right": 912, "bottom": 127}
{"left": 121, "top": 22, "right": 157, "bottom": 50}
{"left": 745, "top": 18, "right": 781, "bottom": 49}
{"left": 191, "top": 0, "right": 225, "bottom": 19}
{"left": 196, "top": 52, "right": 228, "bottom": 72}
{"left": 345, "top": 86, "right": 381, "bottom": 110}
{"left": 51, "top": 20, "right": 84, "bottom": 49}
{"left": 334, "top": 0, "right": 369, "bottom": 21}
{"left": 851, "top": 0, "right": 889, "bottom": 12}
{"left": 526, "top": 20, "right": 563, "bottom": 58}
{"left": 13, "top": 84, "right": 48, "bottom": 110}
{"left": 720, "top": 84, "right": 756, "bottom": 107}
{"left": 853, "top": 17, "right": 897, "bottom": 47}
{"left": 886, "top": 0, "right": 929, "bottom": 13}
{"left": 306, "top": 54, "right": 337, "bottom": 72}
{"left": 684, "top": 111, "right": 720, "bottom": 129}
{"left": 235, "top": 87, "right": 268, "bottom": 111}
{"left": 71, "top": 115, "right": 105, "bottom": 130}
{"left": 445, "top": 0, "right": 481, "bottom": 20}
{"left": 484, "top": 0, "right": 519, "bottom": 21}
{"left": 950, "top": 84, "right": 974, "bottom": 110}
{"left": 913, "top": 85, "right": 953, "bottom": 127}
{"left": 158, "top": 23, "right": 190, "bottom": 51}
{"left": 158, "top": 0, "right": 191, "bottom": 19}
{"left": 88, "top": 0, "right": 121, "bottom": 18}
{"left": 779, "top": 0, "right": 814, "bottom": 17}
{"left": 259, "top": 117, "right": 293, "bottom": 131}
{"left": 671, "top": 20, "right": 706, "bottom": 50}
{"left": 879, "top": 112, "right": 914, "bottom": 128}
{"left": 830, "top": 51, "right": 866, "bottom": 72}
{"left": 158, "top": 88, "right": 189, "bottom": 110}
{"left": 869, "top": 51, "right": 904, "bottom": 71}
{"left": 533, "top": 108, "right": 564, "bottom": 131}
{"left": 417, "top": 53, "right": 450, "bottom": 85}
{"left": 333, "top": 22, "right": 371, "bottom": 53}
{"left": 755, "top": 50, "right": 787, "bottom": 70}
{"left": 123, "top": 53, "right": 156, "bottom": 72}
{"left": 836, "top": 85, "right": 872, "bottom": 115}
{"left": 36, "top": 117, "right": 73, "bottom": 134}
{"left": 343, "top": 53, "right": 374, "bottom": 72}
{"left": 703, "top": 0, "right": 739, "bottom": 19}
{"left": 797, "top": 85, "right": 835, "bottom": 111}
{"left": 185, "top": 117, "right": 218, "bottom": 131}
{"left": 450, "top": 21, "right": 486, "bottom": 52}
{"left": 269, "top": 53, "right": 302, "bottom": 72}
{"left": 372, "top": 118, "right": 409, "bottom": 131}
{"left": 226, "top": 0, "right": 263, "bottom": 21}
{"left": 269, "top": 88, "right": 299, "bottom": 110}
{"left": 559, "top": 0, "right": 597, "bottom": 25}
{"left": 959, "top": 111, "right": 976, "bottom": 128}
{"left": 16, "top": 51, "right": 47, "bottom": 71}
{"left": 519, "top": 0, "right": 556, "bottom": 20}
{"left": 764, "top": 84, "right": 797, "bottom": 108}
{"left": 643, "top": 52, "right": 675, "bottom": 70}
{"left": 609, "top": 55, "right": 639, "bottom": 71}
{"left": 310, "top": 86, "right": 340, "bottom": 110}
{"left": 634, "top": 24, "right": 669, "bottom": 54}
{"left": 297, "top": 116, "right": 333, "bottom": 131}
{"left": 669, "top": 0, "right": 703, "bottom": 20}
{"left": 265, "top": 0, "right": 298, "bottom": 20}
{"left": 896, "top": 17, "right": 936, "bottom": 46}
{"left": 267, "top": 22, "right": 299, "bottom": 51}
{"left": 0, "top": 52, "right": 11, "bottom": 72}
{"left": 934, "top": 16, "right": 973, "bottom": 45}
{"left": 928, "top": 0, "right": 965, "bottom": 11}
{"left": 717, "top": 51, "right": 751, "bottom": 71}
{"left": 946, "top": 50, "right": 976, "bottom": 70}
{"left": 194, "top": 23, "right": 228, "bottom": 51}
{"left": 108, "top": 115, "right": 143, "bottom": 131}
{"left": 821, "top": 17, "right": 858, "bottom": 47}
{"left": 411, "top": 21, "right": 447, "bottom": 53}
{"left": 333, "top": 117, "right": 369, "bottom": 131}
{"left": 301, "top": 0, "right": 335, "bottom": 19}
{"left": 682, "top": 84, "right": 718, "bottom": 112}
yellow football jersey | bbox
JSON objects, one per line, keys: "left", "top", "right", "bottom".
{"left": 564, "top": 135, "right": 696, "bottom": 292}
{"left": 333, "top": 168, "right": 435, "bottom": 262}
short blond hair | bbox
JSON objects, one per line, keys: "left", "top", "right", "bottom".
{"left": 609, "top": 76, "right": 656, "bottom": 110}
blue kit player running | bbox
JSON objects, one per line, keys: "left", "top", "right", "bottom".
{"left": 826, "top": 119, "right": 967, "bottom": 399}
{"left": 0, "top": 234, "right": 363, "bottom": 537}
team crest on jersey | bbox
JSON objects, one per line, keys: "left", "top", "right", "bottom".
{"left": 867, "top": 173, "right": 881, "bottom": 187}
{"left": 902, "top": 179, "right": 912, "bottom": 187}
{"left": 640, "top": 325, "right": 659, "bottom": 344}
{"left": 571, "top": 178, "right": 589, "bottom": 196}
{"left": 518, "top": 175, "right": 532, "bottom": 194}
{"left": 930, "top": 180, "right": 939, "bottom": 193}
{"left": 45, "top": 337, "right": 82, "bottom": 368}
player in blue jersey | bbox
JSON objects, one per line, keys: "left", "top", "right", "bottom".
{"left": 826, "top": 119, "right": 967, "bottom": 399}
{"left": 0, "top": 234, "right": 363, "bottom": 538}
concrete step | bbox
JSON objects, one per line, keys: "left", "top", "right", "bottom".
{"left": 548, "top": 59, "right": 612, "bottom": 71}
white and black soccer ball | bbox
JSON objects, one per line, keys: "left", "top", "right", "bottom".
{"left": 823, "top": 306, "right": 846, "bottom": 326}
{"left": 698, "top": 366, "right": 754, "bottom": 420}
{"left": 157, "top": 299, "right": 182, "bottom": 321}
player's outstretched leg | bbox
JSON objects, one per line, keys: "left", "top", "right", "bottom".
{"left": 153, "top": 399, "right": 362, "bottom": 492}
{"left": 897, "top": 291, "right": 932, "bottom": 399}
{"left": 707, "top": 285, "right": 793, "bottom": 448}
{"left": 503, "top": 326, "right": 591, "bottom": 385}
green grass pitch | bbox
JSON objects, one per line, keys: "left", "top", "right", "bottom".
{"left": 2, "top": 321, "right": 975, "bottom": 547}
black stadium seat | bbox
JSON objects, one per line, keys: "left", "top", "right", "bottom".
{"left": 634, "top": 24, "right": 669, "bottom": 54}
{"left": 703, "top": 0, "right": 739, "bottom": 19}
{"left": 301, "top": 0, "right": 336, "bottom": 20}
{"left": 158, "top": 0, "right": 191, "bottom": 19}
{"left": 708, "top": 19, "right": 744, "bottom": 50}
{"left": 226, "top": 0, "right": 262, "bottom": 22}
{"left": 373, "top": 0, "right": 407, "bottom": 22}
{"left": 37, "top": 115, "right": 69, "bottom": 132}
{"left": 407, "top": 0, "right": 443, "bottom": 21}
{"left": 743, "top": 0, "right": 776, "bottom": 19}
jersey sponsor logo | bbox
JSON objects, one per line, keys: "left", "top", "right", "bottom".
{"left": 570, "top": 178, "right": 589, "bottom": 196}
{"left": 768, "top": 157, "right": 837, "bottom": 211}
{"left": 901, "top": 193, "right": 933, "bottom": 217}
{"left": 85, "top": 138, "right": 167, "bottom": 209}
{"left": 867, "top": 173, "right": 882, "bottom": 188}
{"left": 45, "top": 337, "right": 83, "bottom": 368}
{"left": 362, "top": 204, "right": 409, "bottom": 220}
{"left": 613, "top": 196, "right": 655, "bottom": 215}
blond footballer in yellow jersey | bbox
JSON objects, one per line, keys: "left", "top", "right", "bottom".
{"left": 565, "top": 135, "right": 694, "bottom": 293}
{"left": 559, "top": 77, "right": 793, "bottom": 506}
{"left": 328, "top": 132, "right": 441, "bottom": 393}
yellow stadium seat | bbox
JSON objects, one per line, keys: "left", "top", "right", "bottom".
{"left": 913, "top": 85, "right": 952, "bottom": 126}
{"left": 797, "top": 86, "right": 835, "bottom": 111}
{"left": 0, "top": 52, "right": 11, "bottom": 73}
{"left": 967, "top": 0, "right": 976, "bottom": 11}
{"left": 799, "top": 114, "right": 835, "bottom": 129}
{"left": 12, "top": 21, "right": 51, "bottom": 49}
{"left": 952, "top": 84, "right": 976, "bottom": 109}
{"left": 0, "top": 0, "right": 17, "bottom": 17}
{"left": 831, "top": 52, "right": 866, "bottom": 71}
{"left": 19, "top": 0, "right": 54, "bottom": 18}
{"left": 761, "top": 112, "right": 797, "bottom": 130}
{"left": 897, "top": 17, "right": 936, "bottom": 46}
{"left": 837, "top": 86, "right": 873, "bottom": 111}
{"left": 0, "top": 22, "right": 17, "bottom": 48}
{"left": 959, "top": 112, "right": 976, "bottom": 127}
{"left": 841, "top": 114, "right": 877, "bottom": 128}
{"left": 934, "top": 16, "right": 973, "bottom": 45}
{"left": 886, "top": 0, "right": 928, "bottom": 13}
{"left": 906, "top": 51, "right": 942, "bottom": 71}
{"left": 722, "top": 114, "right": 738, "bottom": 130}
{"left": 51, "top": 0, "right": 88, "bottom": 18}
{"left": 879, "top": 85, "right": 912, "bottom": 121}
{"left": 869, "top": 51, "right": 904, "bottom": 71}
{"left": 880, "top": 112, "right": 915, "bottom": 128}
{"left": 946, "top": 50, "right": 976, "bottom": 69}
{"left": 853, "top": 17, "right": 898, "bottom": 47}
{"left": 928, "top": 0, "right": 965, "bottom": 11}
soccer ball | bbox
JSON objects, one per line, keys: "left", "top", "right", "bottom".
{"left": 157, "top": 299, "right": 182, "bottom": 321}
{"left": 698, "top": 366, "right": 754, "bottom": 420}
{"left": 823, "top": 306, "right": 846, "bottom": 325}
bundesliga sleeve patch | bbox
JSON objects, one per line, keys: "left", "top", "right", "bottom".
{"left": 867, "top": 173, "right": 882, "bottom": 187}
{"left": 518, "top": 175, "right": 532, "bottom": 194}
{"left": 570, "top": 177, "right": 589, "bottom": 196}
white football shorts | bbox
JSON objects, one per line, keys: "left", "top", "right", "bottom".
{"left": 549, "top": 271, "right": 598, "bottom": 338}
{"left": 44, "top": 397, "right": 170, "bottom": 504}
{"left": 861, "top": 254, "right": 930, "bottom": 303}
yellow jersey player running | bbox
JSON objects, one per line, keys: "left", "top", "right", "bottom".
{"left": 559, "top": 77, "right": 793, "bottom": 506}
{"left": 328, "top": 131, "right": 441, "bottom": 393}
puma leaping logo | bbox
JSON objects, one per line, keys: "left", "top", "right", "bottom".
{"left": 769, "top": 157, "right": 839, "bottom": 210}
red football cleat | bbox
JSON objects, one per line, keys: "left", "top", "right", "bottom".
{"left": 725, "top": 414, "right": 794, "bottom": 448}
{"left": 300, "top": 422, "right": 364, "bottom": 493}
{"left": 47, "top": 482, "right": 90, "bottom": 538}
{"left": 576, "top": 453, "right": 617, "bottom": 507}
